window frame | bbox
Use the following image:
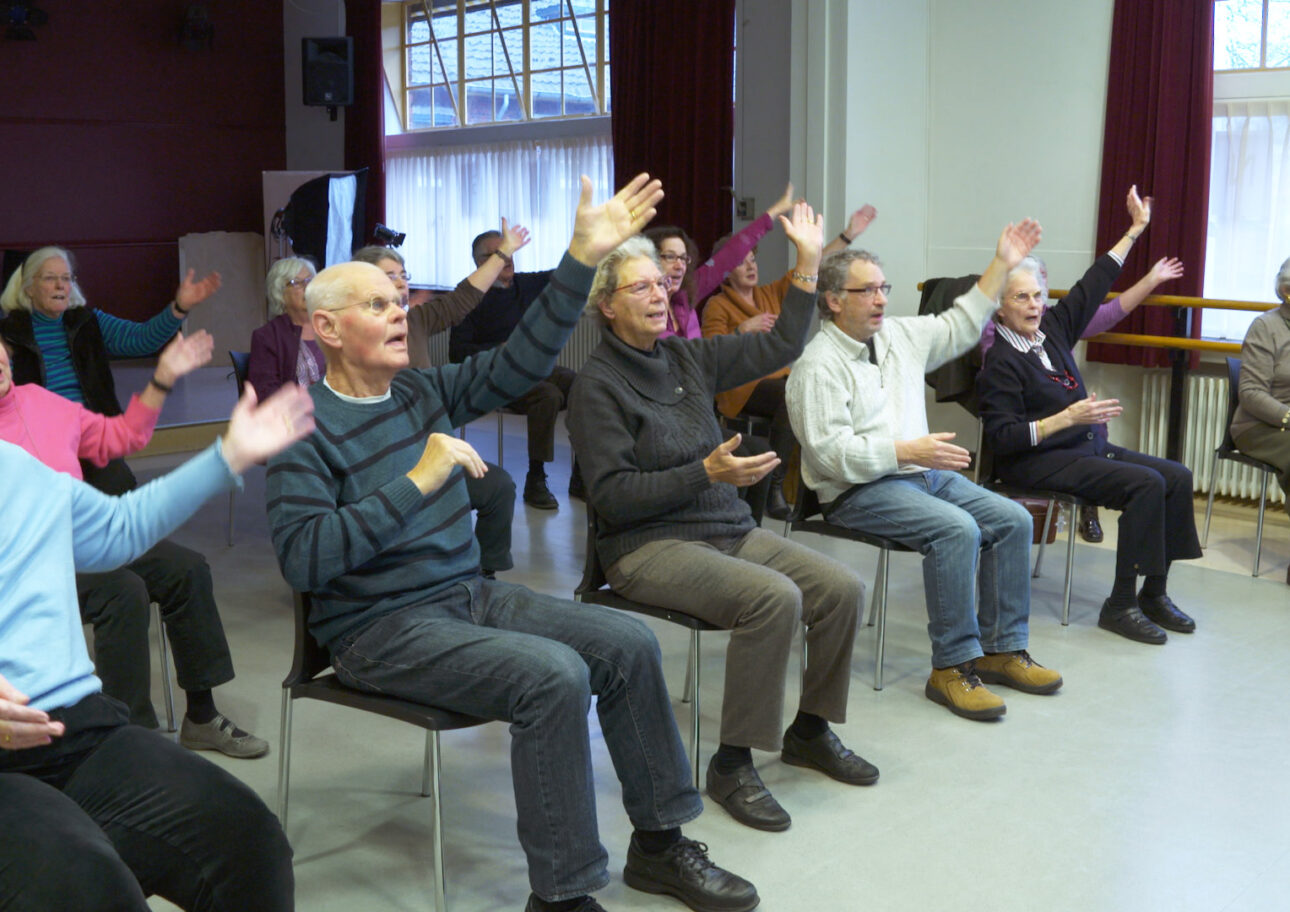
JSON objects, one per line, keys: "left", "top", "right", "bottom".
{"left": 1214, "top": 0, "right": 1290, "bottom": 73}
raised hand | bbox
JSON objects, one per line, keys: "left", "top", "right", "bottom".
{"left": 406, "top": 432, "right": 489, "bottom": 495}
{"left": 567, "top": 173, "right": 665, "bottom": 267}
{"left": 846, "top": 204, "right": 878, "bottom": 239}
{"left": 499, "top": 218, "right": 532, "bottom": 257}
{"left": 738, "top": 312, "right": 777, "bottom": 334}
{"left": 175, "top": 269, "right": 222, "bottom": 312}
{"left": 767, "top": 182, "right": 796, "bottom": 219}
{"left": 220, "top": 383, "right": 316, "bottom": 474}
{"left": 703, "top": 433, "right": 780, "bottom": 486}
{"left": 0, "top": 672, "right": 64, "bottom": 750}
{"left": 1063, "top": 393, "right": 1122, "bottom": 426}
{"left": 995, "top": 218, "right": 1043, "bottom": 270}
{"left": 1147, "top": 256, "right": 1183, "bottom": 287}
{"left": 154, "top": 330, "right": 214, "bottom": 387}
{"left": 896, "top": 432, "right": 972, "bottom": 471}
{"left": 780, "top": 200, "right": 825, "bottom": 266}
{"left": 1127, "top": 184, "right": 1152, "bottom": 232}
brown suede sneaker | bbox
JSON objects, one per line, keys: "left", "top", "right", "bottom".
{"left": 974, "top": 650, "right": 1063, "bottom": 695}
{"left": 925, "top": 663, "right": 1006, "bottom": 721}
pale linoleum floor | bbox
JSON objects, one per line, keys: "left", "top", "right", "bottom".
{"left": 136, "top": 414, "right": 1290, "bottom": 912}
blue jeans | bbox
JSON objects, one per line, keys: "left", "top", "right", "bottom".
{"left": 330, "top": 578, "right": 702, "bottom": 902}
{"left": 825, "top": 470, "right": 1033, "bottom": 668}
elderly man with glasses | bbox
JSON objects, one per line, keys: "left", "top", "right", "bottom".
{"left": 786, "top": 221, "right": 1063, "bottom": 723}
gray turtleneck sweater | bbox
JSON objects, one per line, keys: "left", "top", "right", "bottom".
{"left": 567, "top": 284, "right": 816, "bottom": 570}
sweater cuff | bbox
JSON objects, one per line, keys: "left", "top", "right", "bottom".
{"left": 385, "top": 475, "right": 429, "bottom": 515}
{"left": 681, "top": 459, "right": 712, "bottom": 492}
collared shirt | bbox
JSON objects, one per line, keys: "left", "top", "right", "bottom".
{"left": 995, "top": 323, "right": 1061, "bottom": 447}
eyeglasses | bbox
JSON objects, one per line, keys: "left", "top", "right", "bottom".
{"left": 843, "top": 284, "right": 891, "bottom": 299}
{"left": 613, "top": 278, "right": 670, "bottom": 298}
{"left": 1009, "top": 290, "right": 1047, "bottom": 305}
{"left": 384, "top": 270, "right": 411, "bottom": 283}
{"left": 1047, "top": 369, "right": 1080, "bottom": 391}
{"left": 330, "top": 296, "right": 410, "bottom": 316}
{"left": 285, "top": 277, "right": 311, "bottom": 289}
{"left": 38, "top": 273, "right": 75, "bottom": 285}
{"left": 658, "top": 252, "right": 692, "bottom": 265}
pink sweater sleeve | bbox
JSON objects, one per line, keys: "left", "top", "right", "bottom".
{"left": 690, "top": 212, "right": 775, "bottom": 302}
{"left": 77, "top": 394, "right": 160, "bottom": 467}
{"left": 1080, "top": 297, "right": 1128, "bottom": 338}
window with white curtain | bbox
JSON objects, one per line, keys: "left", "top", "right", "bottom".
{"left": 385, "top": 131, "right": 613, "bottom": 287}
{"left": 1203, "top": 97, "right": 1290, "bottom": 340}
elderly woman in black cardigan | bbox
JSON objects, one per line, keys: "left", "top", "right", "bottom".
{"left": 977, "top": 195, "right": 1201, "bottom": 646}
{"left": 568, "top": 202, "right": 872, "bottom": 835}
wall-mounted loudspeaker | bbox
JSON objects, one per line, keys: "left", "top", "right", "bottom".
{"left": 302, "top": 37, "right": 354, "bottom": 107}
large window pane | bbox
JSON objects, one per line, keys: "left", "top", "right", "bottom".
{"left": 531, "top": 69, "right": 562, "bottom": 117}
{"left": 464, "top": 79, "right": 494, "bottom": 124}
{"left": 408, "top": 17, "right": 430, "bottom": 44}
{"left": 531, "top": 0, "right": 564, "bottom": 24}
{"left": 1215, "top": 0, "right": 1265, "bottom": 69}
{"left": 431, "top": 10, "right": 458, "bottom": 40}
{"left": 531, "top": 22, "right": 562, "bottom": 70}
{"left": 463, "top": 5, "right": 493, "bottom": 36}
{"left": 464, "top": 33, "right": 493, "bottom": 79}
{"left": 433, "top": 85, "right": 459, "bottom": 127}
{"left": 407, "top": 44, "right": 433, "bottom": 85}
{"left": 501, "top": 26, "right": 524, "bottom": 71}
{"left": 575, "top": 15, "right": 597, "bottom": 64}
{"left": 493, "top": 77, "right": 522, "bottom": 121}
{"left": 437, "top": 38, "right": 459, "bottom": 82}
{"left": 563, "top": 68, "right": 595, "bottom": 116}
{"left": 1268, "top": 0, "right": 1290, "bottom": 67}
{"left": 494, "top": 1, "right": 523, "bottom": 29}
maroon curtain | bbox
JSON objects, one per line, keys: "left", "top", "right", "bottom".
{"left": 345, "top": 0, "right": 385, "bottom": 244}
{"left": 610, "top": 0, "right": 735, "bottom": 259}
{"left": 1086, "top": 0, "right": 1213, "bottom": 368}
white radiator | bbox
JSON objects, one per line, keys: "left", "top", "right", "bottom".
{"left": 1139, "top": 371, "right": 1285, "bottom": 504}
{"left": 425, "top": 313, "right": 603, "bottom": 371}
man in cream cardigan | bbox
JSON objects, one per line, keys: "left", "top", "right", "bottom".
{"left": 786, "top": 221, "right": 1062, "bottom": 722}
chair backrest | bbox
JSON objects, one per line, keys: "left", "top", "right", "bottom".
{"left": 1220, "top": 356, "right": 1243, "bottom": 454}
{"left": 784, "top": 449, "right": 824, "bottom": 524}
{"left": 229, "top": 350, "right": 251, "bottom": 397}
{"left": 575, "top": 506, "right": 609, "bottom": 596}
{"left": 285, "top": 591, "right": 333, "bottom": 688}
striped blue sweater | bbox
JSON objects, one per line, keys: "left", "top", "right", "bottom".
{"left": 266, "top": 253, "right": 592, "bottom": 650}
{"left": 33, "top": 306, "right": 182, "bottom": 403}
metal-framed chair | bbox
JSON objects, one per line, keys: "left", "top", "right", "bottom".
{"left": 152, "top": 602, "right": 177, "bottom": 732}
{"left": 1202, "top": 357, "right": 1282, "bottom": 577}
{"left": 226, "top": 351, "right": 250, "bottom": 546}
{"left": 278, "top": 591, "right": 489, "bottom": 912}
{"left": 574, "top": 508, "right": 721, "bottom": 790}
{"left": 780, "top": 464, "right": 916, "bottom": 691}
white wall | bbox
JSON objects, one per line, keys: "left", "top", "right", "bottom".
{"left": 284, "top": 0, "right": 347, "bottom": 171}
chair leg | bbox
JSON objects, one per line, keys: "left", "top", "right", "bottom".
{"left": 154, "top": 603, "right": 176, "bottom": 733}
{"left": 873, "top": 548, "right": 890, "bottom": 692}
{"left": 1202, "top": 451, "right": 1220, "bottom": 548}
{"left": 276, "top": 690, "right": 294, "bottom": 824}
{"left": 429, "top": 731, "right": 447, "bottom": 912}
{"left": 1254, "top": 472, "right": 1270, "bottom": 577}
{"left": 681, "top": 649, "right": 694, "bottom": 705}
{"left": 1062, "top": 501, "right": 1077, "bottom": 626}
{"left": 422, "top": 730, "right": 433, "bottom": 797}
{"left": 688, "top": 629, "right": 701, "bottom": 791}
{"left": 865, "top": 550, "right": 886, "bottom": 628}
{"left": 1032, "top": 500, "right": 1056, "bottom": 578}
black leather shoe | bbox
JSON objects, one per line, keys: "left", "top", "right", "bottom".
{"left": 524, "top": 894, "right": 607, "bottom": 912}
{"left": 523, "top": 469, "right": 558, "bottom": 510}
{"left": 568, "top": 460, "right": 586, "bottom": 500}
{"left": 1098, "top": 600, "right": 1167, "bottom": 645}
{"left": 624, "top": 835, "right": 760, "bottom": 912}
{"left": 764, "top": 484, "right": 790, "bottom": 521}
{"left": 1138, "top": 593, "right": 1196, "bottom": 633}
{"left": 704, "top": 756, "right": 790, "bottom": 832}
{"left": 1078, "top": 505, "right": 1104, "bottom": 543}
{"left": 781, "top": 728, "right": 878, "bottom": 785}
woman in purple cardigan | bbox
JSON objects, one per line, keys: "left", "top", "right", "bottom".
{"left": 247, "top": 257, "right": 320, "bottom": 400}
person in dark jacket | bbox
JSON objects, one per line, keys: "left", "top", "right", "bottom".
{"left": 977, "top": 186, "right": 1202, "bottom": 646}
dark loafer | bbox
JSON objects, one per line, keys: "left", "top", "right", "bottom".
{"left": 1078, "top": 505, "right": 1104, "bottom": 543}
{"left": 705, "top": 756, "right": 790, "bottom": 832}
{"left": 624, "top": 835, "right": 760, "bottom": 912}
{"left": 1138, "top": 593, "right": 1196, "bottom": 633}
{"left": 1098, "top": 600, "right": 1167, "bottom": 645}
{"left": 781, "top": 729, "right": 878, "bottom": 786}
{"left": 525, "top": 895, "right": 607, "bottom": 912}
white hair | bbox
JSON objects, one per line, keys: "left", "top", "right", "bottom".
{"left": 1, "top": 247, "right": 86, "bottom": 313}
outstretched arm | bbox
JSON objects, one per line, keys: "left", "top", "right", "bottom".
{"left": 823, "top": 204, "right": 877, "bottom": 255}
{"left": 1107, "top": 184, "right": 1151, "bottom": 263}
{"left": 465, "top": 218, "right": 532, "bottom": 292}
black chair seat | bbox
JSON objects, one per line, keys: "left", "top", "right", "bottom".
{"left": 579, "top": 588, "right": 723, "bottom": 633}
{"left": 288, "top": 673, "right": 488, "bottom": 732}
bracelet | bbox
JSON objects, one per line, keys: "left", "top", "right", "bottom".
{"left": 149, "top": 376, "right": 173, "bottom": 393}
{"left": 838, "top": 231, "right": 854, "bottom": 245}
{"left": 492, "top": 250, "right": 513, "bottom": 265}
{"left": 790, "top": 270, "right": 818, "bottom": 283}
{"left": 1125, "top": 232, "right": 1141, "bottom": 242}
{"left": 172, "top": 300, "right": 191, "bottom": 316}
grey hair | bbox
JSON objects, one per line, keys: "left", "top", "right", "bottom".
{"left": 265, "top": 257, "right": 316, "bottom": 316}
{"left": 352, "top": 246, "right": 405, "bottom": 268}
{"left": 1276, "top": 256, "right": 1290, "bottom": 304}
{"left": 472, "top": 230, "right": 502, "bottom": 263}
{"left": 816, "top": 249, "right": 882, "bottom": 320}
{"left": 1, "top": 246, "right": 86, "bottom": 313}
{"left": 306, "top": 261, "right": 386, "bottom": 316}
{"left": 1004, "top": 255, "right": 1048, "bottom": 301}
{"left": 585, "top": 236, "right": 660, "bottom": 324}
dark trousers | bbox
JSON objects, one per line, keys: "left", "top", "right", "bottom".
{"left": 76, "top": 540, "right": 235, "bottom": 728}
{"left": 1011, "top": 444, "right": 1202, "bottom": 579}
{"left": 506, "top": 366, "right": 576, "bottom": 463}
{"left": 467, "top": 463, "right": 516, "bottom": 572}
{"left": 740, "top": 374, "right": 796, "bottom": 459}
{"left": 0, "top": 694, "right": 293, "bottom": 911}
